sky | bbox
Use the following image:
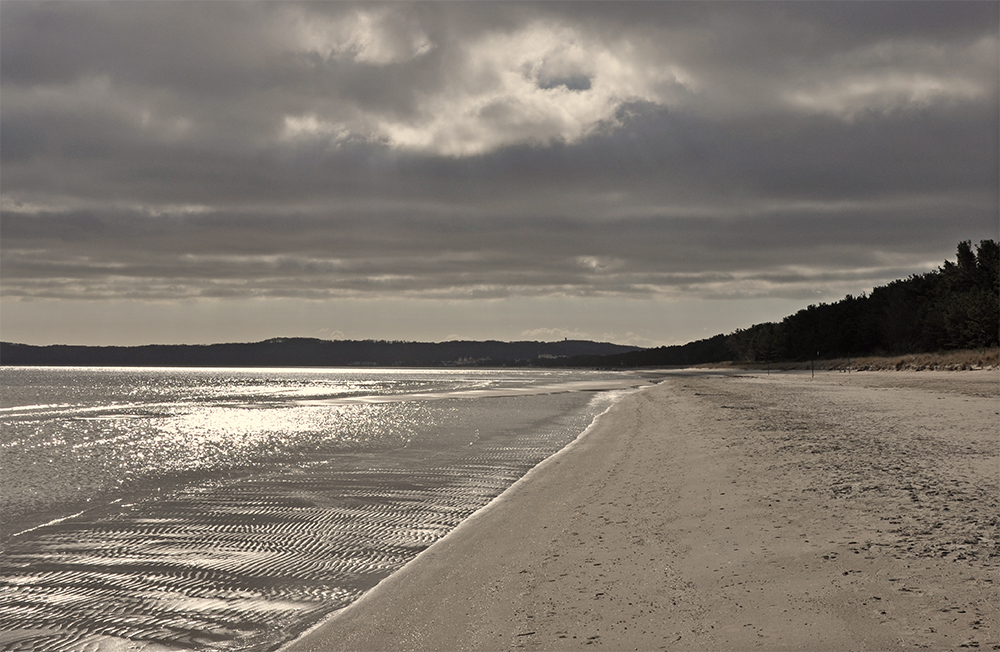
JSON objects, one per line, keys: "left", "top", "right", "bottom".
{"left": 1, "top": 1, "right": 997, "bottom": 347}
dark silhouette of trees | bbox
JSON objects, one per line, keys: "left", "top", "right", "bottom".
{"left": 727, "top": 239, "right": 999, "bottom": 363}
{"left": 733, "top": 240, "right": 999, "bottom": 363}
{"left": 558, "top": 239, "right": 999, "bottom": 368}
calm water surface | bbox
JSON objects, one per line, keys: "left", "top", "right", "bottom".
{"left": 1, "top": 367, "right": 643, "bottom": 651}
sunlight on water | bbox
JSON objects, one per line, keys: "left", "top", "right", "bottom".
{"left": 0, "top": 369, "right": 475, "bottom": 527}
{"left": 0, "top": 366, "right": 643, "bottom": 652}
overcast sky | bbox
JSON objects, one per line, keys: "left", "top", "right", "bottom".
{"left": 2, "top": 1, "right": 997, "bottom": 347}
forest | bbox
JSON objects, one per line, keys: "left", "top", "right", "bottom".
{"left": 552, "top": 239, "right": 999, "bottom": 368}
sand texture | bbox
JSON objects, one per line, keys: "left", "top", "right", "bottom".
{"left": 285, "top": 370, "right": 999, "bottom": 651}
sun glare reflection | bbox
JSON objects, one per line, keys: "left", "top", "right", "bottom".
{"left": 0, "top": 366, "right": 630, "bottom": 532}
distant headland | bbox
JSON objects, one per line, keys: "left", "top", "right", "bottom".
{"left": 0, "top": 338, "right": 640, "bottom": 368}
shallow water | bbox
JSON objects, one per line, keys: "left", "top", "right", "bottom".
{"left": 0, "top": 367, "right": 640, "bottom": 651}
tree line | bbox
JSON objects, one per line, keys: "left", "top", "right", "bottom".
{"left": 735, "top": 239, "right": 999, "bottom": 362}
{"left": 548, "top": 239, "right": 999, "bottom": 368}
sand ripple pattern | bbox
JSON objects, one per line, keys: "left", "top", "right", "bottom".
{"left": 0, "top": 428, "right": 582, "bottom": 651}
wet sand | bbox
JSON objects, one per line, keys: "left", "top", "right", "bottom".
{"left": 285, "top": 369, "right": 999, "bottom": 651}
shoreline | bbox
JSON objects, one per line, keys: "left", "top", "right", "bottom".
{"left": 285, "top": 369, "right": 998, "bottom": 651}
{"left": 1, "top": 369, "right": 648, "bottom": 652}
{"left": 281, "top": 380, "right": 651, "bottom": 650}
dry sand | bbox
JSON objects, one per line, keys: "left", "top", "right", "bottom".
{"left": 285, "top": 369, "right": 999, "bottom": 651}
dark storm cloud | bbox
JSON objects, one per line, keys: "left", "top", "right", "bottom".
{"left": 1, "top": 1, "right": 997, "bottom": 311}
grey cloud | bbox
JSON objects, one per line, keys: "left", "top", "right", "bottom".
{"left": 0, "top": 2, "right": 282, "bottom": 92}
{"left": 1, "top": 1, "right": 997, "bottom": 344}
{"left": 3, "top": 195, "right": 991, "bottom": 304}
{"left": 4, "top": 97, "right": 994, "bottom": 212}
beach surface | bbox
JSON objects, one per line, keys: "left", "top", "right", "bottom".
{"left": 285, "top": 369, "right": 999, "bottom": 651}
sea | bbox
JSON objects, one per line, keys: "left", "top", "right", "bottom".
{"left": 0, "top": 366, "right": 646, "bottom": 652}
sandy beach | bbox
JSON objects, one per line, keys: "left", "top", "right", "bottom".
{"left": 285, "top": 369, "right": 999, "bottom": 651}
